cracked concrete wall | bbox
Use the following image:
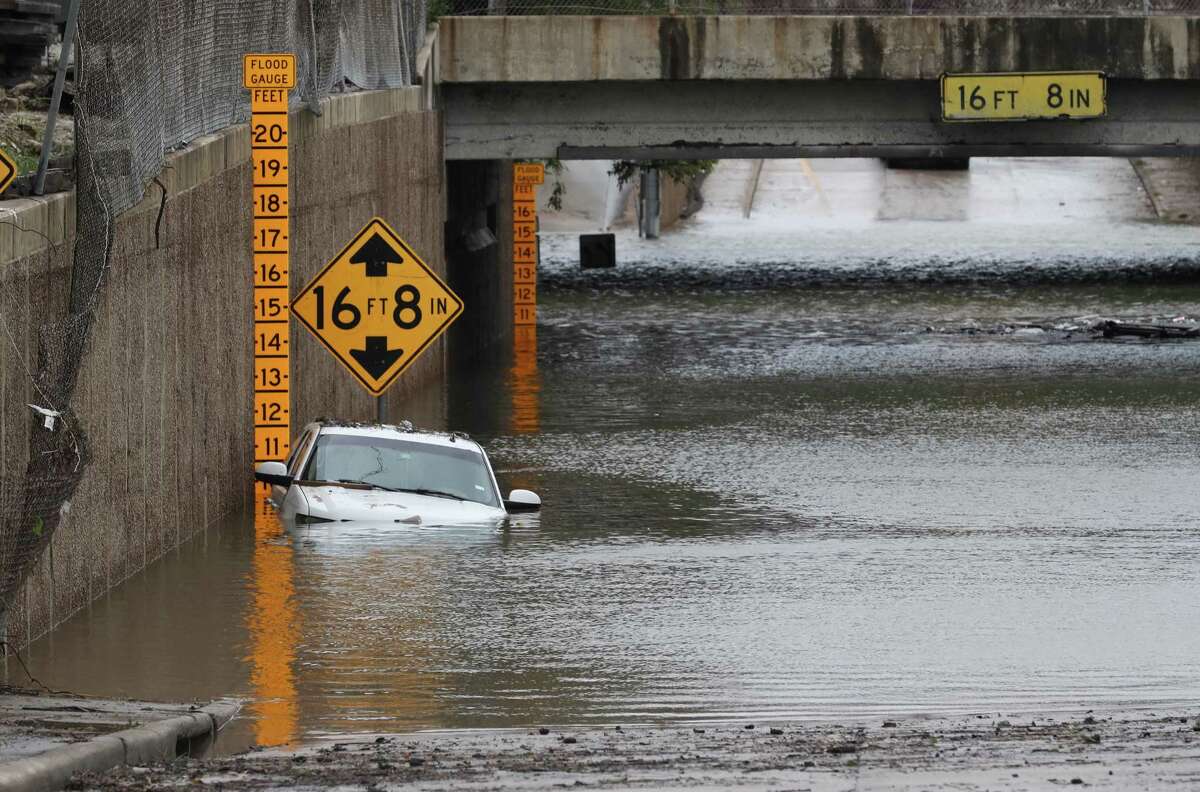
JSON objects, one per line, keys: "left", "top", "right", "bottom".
{"left": 1, "top": 88, "right": 447, "bottom": 649}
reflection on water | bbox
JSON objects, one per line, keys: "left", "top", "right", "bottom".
{"left": 10, "top": 200, "right": 1200, "bottom": 743}
{"left": 509, "top": 324, "right": 540, "bottom": 435}
{"left": 288, "top": 523, "right": 453, "bottom": 739}
{"left": 246, "top": 489, "right": 298, "bottom": 747}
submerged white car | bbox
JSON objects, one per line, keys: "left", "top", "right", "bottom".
{"left": 254, "top": 421, "right": 540, "bottom": 526}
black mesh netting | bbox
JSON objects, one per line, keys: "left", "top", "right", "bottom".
{"left": 0, "top": 0, "right": 424, "bottom": 629}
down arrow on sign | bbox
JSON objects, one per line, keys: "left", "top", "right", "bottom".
{"left": 350, "top": 336, "right": 403, "bottom": 379}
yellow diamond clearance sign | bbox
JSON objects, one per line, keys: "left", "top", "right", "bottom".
{"left": 0, "top": 148, "right": 16, "bottom": 195}
{"left": 291, "top": 218, "right": 463, "bottom": 395}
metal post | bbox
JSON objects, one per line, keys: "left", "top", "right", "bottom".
{"left": 743, "top": 159, "right": 765, "bottom": 219}
{"left": 397, "top": 0, "right": 410, "bottom": 86}
{"left": 376, "top": 395, "right": 387, "bottom": 424}
{"left": 305, "top": 0, "right": 322, "bottom": 114}
{"left": 640, "top": 168, "right": 661, "bottom": 240}
{"left": 34, "top": 0, "right": 81, "bottom": 196}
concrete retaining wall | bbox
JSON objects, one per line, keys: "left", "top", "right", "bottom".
{"left": 0, "top": 88, "right": 446, "bottom": 649}
{"left": 1131, "top": 157, "right": 1200, "bottom": 223}
{"left": 659, "top": 175, "right": 693, "bottom": 232}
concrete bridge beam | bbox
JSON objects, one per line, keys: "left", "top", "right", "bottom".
{"left": 444, "top": 79, "right": 1200, "bottom": 160}
{"left": 438, "top": 15, "right": 1200, "bottom": 83}
{"left": 438, "top": 15, "right": 1200, "bottom": 161}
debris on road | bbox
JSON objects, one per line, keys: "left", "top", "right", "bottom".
{"left": 73, "top": 710, "right": 1200, "bottom": 791}
{"left": 922, "top": 315, "right": 1200, "bottom": 341}
{"left": 1100, "top": 320, "right": 1200, "bottom": 339}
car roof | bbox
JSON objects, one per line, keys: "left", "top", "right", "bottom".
{"left": 312, "top": 421, "right": 484, "bottom": 454}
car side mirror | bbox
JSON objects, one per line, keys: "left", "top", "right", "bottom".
{"left": 504, "top": 489, "right": 541, "bottom": 513}
{"left": 255, "top": 461, "right": 292, "bottom": 488}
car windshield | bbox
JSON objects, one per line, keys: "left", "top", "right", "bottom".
{"left": 302, "top": 434, "right": 500, "bottom": 507}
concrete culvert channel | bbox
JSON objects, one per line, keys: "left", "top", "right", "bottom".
{"left": 7, "top": 0, "right": 1200, "bottom": 775}
{"left": 2, "top": 153, "right": 1198, "bottom": 789}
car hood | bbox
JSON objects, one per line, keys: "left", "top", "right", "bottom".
{"left": 297, "top": 485, "right": 506, "bottom": 526}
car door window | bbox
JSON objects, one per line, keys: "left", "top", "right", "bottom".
{"left": 288, "top": 430, "right": 317, "bottom": 477}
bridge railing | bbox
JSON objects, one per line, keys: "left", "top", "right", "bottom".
{"left": 437, "top": 0, "right": 1199, "bottom": 15}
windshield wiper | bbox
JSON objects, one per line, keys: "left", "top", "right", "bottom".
{"left": 394, "top": 487, "right": 467, "bottom": 501}
{"left": 321, "top": 480, "right": 468, "bottom": 501}
{"left": 334, "top": 479, "right": 399, "bottom": 492}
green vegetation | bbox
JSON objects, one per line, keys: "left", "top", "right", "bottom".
{"left": 426, "top": 0, "right": 451, "bottom": 22}
{"left": 610, "top": 159, "right": 716, "bottom": 188}
{"left": 542, "top": 158, "right": 566, "bottom": 211}
{"left": 8, "top": 149, "right": 39, "bottom": 175}
{"left": 0, "top": 110, "right": 73, "bottom": 175}
{"left": 533, "top": 158, "right": 715, "bottom": 213}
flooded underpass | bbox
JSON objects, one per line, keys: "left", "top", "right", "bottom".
{"left": 10, "top": 158, "right": 1200, "bottom": 755}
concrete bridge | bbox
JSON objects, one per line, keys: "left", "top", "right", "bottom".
{"left": 435, "top": 14, "right": 1200, "bottom": 159}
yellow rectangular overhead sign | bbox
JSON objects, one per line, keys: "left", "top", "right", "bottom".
{"left": 941, "top": 72, "right": 1105, "bottom": 122}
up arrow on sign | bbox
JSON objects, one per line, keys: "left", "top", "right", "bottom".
{"left": 350, "top": 232, "right": 403, "bottom": 277}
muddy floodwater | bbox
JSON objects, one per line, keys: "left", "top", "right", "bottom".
{"left": 12, "top": 159, "right": 1200, "bottom": 751}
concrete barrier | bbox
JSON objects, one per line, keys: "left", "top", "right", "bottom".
{"left": 0, "top": 699, "right": 240, "bottom": 792}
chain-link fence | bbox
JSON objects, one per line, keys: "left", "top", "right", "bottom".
{"left": 0, "top": 0, "right": 425, "bottom": 638}
{"left": 439, "top": 0, "right": 1200, "bottom": 14}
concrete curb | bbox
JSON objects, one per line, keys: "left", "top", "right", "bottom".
{"left": 0, "top": 699, "right": 241, "bottom": 792}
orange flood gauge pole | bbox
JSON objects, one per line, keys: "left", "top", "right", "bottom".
{"left": 244, "top": 54, "right": 296, "bottom": 487}
{"left": 512, "top": 163, "right": 543, "bottom": 328}
{"left": 510, "top": 163, "right": 543, "bottom": 434}
{"left": 243, "top": 55, "right": 300, "bottom": 748}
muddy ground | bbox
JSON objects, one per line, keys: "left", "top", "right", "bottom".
{"left": 74, "top": 709, "right": 1200, "bottom": 791}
